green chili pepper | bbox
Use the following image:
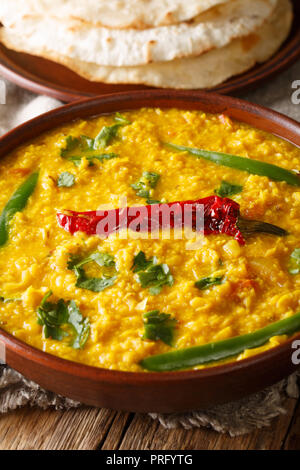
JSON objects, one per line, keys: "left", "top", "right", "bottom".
{"left": 0, "top": 171, "right": 39, "bottom": 246}
{"left": 165, "top": 143, "right": 300, "bottom": 187}
{"left": 140, "top": 312, "right": 300, "bottom": 371}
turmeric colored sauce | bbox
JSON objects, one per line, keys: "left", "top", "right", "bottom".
{"left": 0, "top": 108, "right": 299, "bottom": 371}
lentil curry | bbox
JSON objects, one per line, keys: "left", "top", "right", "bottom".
{"left": 0, "top": 108, "right": 300, "bottom": 372}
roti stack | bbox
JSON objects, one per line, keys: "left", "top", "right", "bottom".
{"left": 0, "top": 0, "right": 293, "bottom": 89}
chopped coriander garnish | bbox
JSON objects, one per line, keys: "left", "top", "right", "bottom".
{"left": 114, "top": 112, "right": 131, "bottom": 125}
{"left": 60, "top": 113, "right": 130, "bottom": 165}
{"left": 68, "top": 251, "right": 117, "bottom": 292}
{"left": 142, "top": 172, "right": 160, "bottom": 187}
{"left": 67, "top": 300, "right": 91, "bottom": 349}
{"left": 37, "top": 291, "right": 68, "bottom": 341}
{"left": 195, "top": 275, "right": 224, "bottom": 290}
{"left": 60, "top": 135, "right": 119, "bottom": 167}
{"left": 37, "top": 291, "right": 90, "bottom": 349}
{"left": 289, "top": 248, "right": 300, "bottom": 275}
{"left": 132, "top": 251, "right": 173, "bottom": 295}
{"left": 94, "top": 124, "right": 121, "bottom": 149}
{"left": 76, "top": 276, "right": 117, "bottom": 292}
{"left": 73, "top": 153, "right": 119, "bottom": 167}
{"left": 214, "top": 180, "right": 243, "bottom": 198}
{"left": 131, "top": 251, "right": 154, "bottom": 273}
{"left": 131, "top": 171, "right": 160, "bottom": 202}
{"left": 146, "top": 199, "right": 161, "bottom": 205}
{"left": 70, "top": 251, "right": 116, "bottom": 269}
{"left": 60, "top": 135, "right": 78, "bottom": 157}
{"left": 143, "top": 310, "right": 177, "bottom": 346}
{"left": 94, "top": 113, "right": 131, "bottom": 149}
{"left": 57, "top": 171, "right": 75, "bottom": 188}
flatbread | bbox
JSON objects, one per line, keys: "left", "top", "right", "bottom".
{"left": 0, "top": 0, "right": 277, "bottom": 66}
{"left": 0, "top": 0, "right": 229, "bottom": 29}
{"left": 0, "top": 0, "right": 291, "bottom": 89}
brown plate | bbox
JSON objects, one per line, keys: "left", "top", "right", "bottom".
{"left": 0, "top": 90, "right": 300, "bottom": 413}
{"left": 0, "top": 0, "right": 300, "bottom": 101}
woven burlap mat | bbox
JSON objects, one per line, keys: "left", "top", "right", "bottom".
{"left": 0, "top": 61, "right": 300, "bottom": 436}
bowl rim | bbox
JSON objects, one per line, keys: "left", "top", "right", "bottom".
{"left": 0, "top": 89, "right": 299, "bottom": 384}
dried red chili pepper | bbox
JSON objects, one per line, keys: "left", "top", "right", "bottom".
{"left": 57, "top": 196, "right": 287, "bottom": 245}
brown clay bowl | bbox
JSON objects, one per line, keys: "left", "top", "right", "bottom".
{"left": 0, "top": 91, "right": 299, "bottom": 413}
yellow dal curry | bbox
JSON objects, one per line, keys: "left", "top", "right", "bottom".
{"left": 0, "top": 108, "right": 300, "bottom": 372}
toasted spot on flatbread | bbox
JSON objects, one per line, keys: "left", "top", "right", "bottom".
{"left": 241, "top": 33, "right": 261, "bottom": 51}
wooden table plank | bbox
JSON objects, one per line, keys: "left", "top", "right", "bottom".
{"left": 101, "top": 412, "right": 133, "bottom": 450}
{"left": 283, "top": 400, "right": 300, "bottom": 450}
{"left": 117, "top": 397, "right": 298, "bottom": 450}
{"left": 0, "top": 407, "right": 116, "bottom": 450}
{"left": 0, "top": 395, "right": 298, "bottom": 450}
{"left": 119, "top": 414, "right": 160, "bottom": 450}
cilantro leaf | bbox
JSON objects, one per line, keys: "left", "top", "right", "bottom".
{"left": 132, "top": 251, "right": 173, "bottom": 295}
{"left": 214, "top": 180, "right": 243, "bottom": 198}
{"left": 138, "top": 264, "right": 173, "bottom": 295}
{"left": 37, "top": 291, "right": 69, "bottom": 340}
{"left": 57, "top": 172, "right": 75, "bottom": 188}
{"left": 60, "top": 136, "right": 79, "bottom": 157}
{"left": 114, "top": 112, "right": 131, "bottom": 125}
{"left": 74, "top": 252, "right": 116, "bottom": 269}
{"left": 142, "top": 172, "right": 160, "bottom": 187}
{"left": 60, "top": 135, "right": 119, "bottom": 167}
{"left": 146, "top": 199, "right": 161, "bottom": 205}
{"left": 94, "top": 113, "right": 131, "bottom": 149}
{"left": 68, "top": 251, "right": 117, "bottom": 292}
{"left": 76, "top": 276, "right": 117, "bottom": 293}
{"left": 67, "top": 254, "right": 82, "bottom": 271}
{"left": 67, "top": 300, "right": 91, "bottom": 349}
{"left": 131, "top": 171, "right": 160, "bottom": 200}
{"left": 143, "top": 310, "right": 177, "bottom": 346}
{"left": 195, "top": 276, "right": 224, "bottom": 290}
{"left": 289, "top": 248, "right": 300, "bottom": 275}
{"left": 59, "top": 112, "right": 132, "bottom": 165}
{"left": 131, "top": 251, "right": 155, "bottom": 272}
{"left": 90, "top": 252, "right": 115, "bottom": 267}
{"left": 37, "top": 291, "right": 90, "bottom": 348}
{"left": 79, "top": 135, "right": 95, "bottom": 149}
{"left": 94, "top": 124, "right": 121, "bottom": 149}
{"left": 71, "top": 153, "right": 118, "bottom": 167}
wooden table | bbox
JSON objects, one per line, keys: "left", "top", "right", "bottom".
{"left": 0, "top": 393, "right": 300, "bottom": 450}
